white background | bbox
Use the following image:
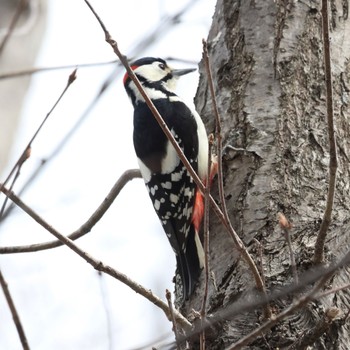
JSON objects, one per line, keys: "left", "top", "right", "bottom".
{"left": 0, "top": 0, "right": 215, "bottom": 349}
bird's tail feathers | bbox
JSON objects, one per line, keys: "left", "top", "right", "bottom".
{"left": 176, "top": 224, "right": 204, "bottom": 300}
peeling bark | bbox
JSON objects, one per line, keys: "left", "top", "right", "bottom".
{"left": 183, "top": 0, "right": 350, "bottom": 348}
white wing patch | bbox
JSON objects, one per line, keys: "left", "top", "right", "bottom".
{"left": 161, "top": 129, "right": 180, "bottom": 174}
{"left": 192, "top": 108, "right": 209, "bottom": 181}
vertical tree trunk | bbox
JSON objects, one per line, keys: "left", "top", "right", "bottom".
{"left": 184, "top": 0, "right": 350, "bottom": 348}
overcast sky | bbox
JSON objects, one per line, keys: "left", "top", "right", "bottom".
{"left": 0, "top": 0, "right": 216, "bottom": 349}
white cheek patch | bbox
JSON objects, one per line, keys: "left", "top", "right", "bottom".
{"left": 163, "top": 77, "right": 179, "bottom": 93}
{"left": 135, "top": 64, "right": 165, "bottom": 81}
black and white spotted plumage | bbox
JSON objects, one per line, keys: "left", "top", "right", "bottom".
{"left": 123, "top": 57, "right": 208, "bottom": 299}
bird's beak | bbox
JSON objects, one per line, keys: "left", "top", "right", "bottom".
{"left": 172, "top": 68, "right": 196, "bottom": 77}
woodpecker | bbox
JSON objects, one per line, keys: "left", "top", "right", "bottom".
{"left": 123, "top": 57, "right": 209, "bottom": 300}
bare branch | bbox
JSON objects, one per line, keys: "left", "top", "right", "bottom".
{"left": 0, "top": 58, "right": 197, "bottom": 81}
{"left": 200, "top": 135, "right": 213, "bottom": 350}
{"left": 316, "top": 282, "right": 350, "bottom": 299}
{"left": 278, "top": 213, "right": 298, "bottom": 285}
{"left": 0, "top": 60, "right": 118, "bottom": 80}
{"left": 313, "top": 0, "right": 338, "bottom": 264}
{"left": 166, "top": 289, "right": 180, "bottom": 349}
{"left": 253, "top": 238, "right": 266, "bottom": 287}
{"left": 0, "top": 183, "right": 192, "bottom": 331}
{"left": 0, "top": 269, "right": 30, "bottom": 350}
{"left": 201, "top": 135, "right": 213, "bottom": 317}
{"left": 0, "top": 146, "right": 31, "bottom": 219}
{"left": 0, "top": 169, "right": 141, "bottom": 253}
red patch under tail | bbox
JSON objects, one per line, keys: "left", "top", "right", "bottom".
{"left": 191, "top": 159, "right": 218, "bottom": 233}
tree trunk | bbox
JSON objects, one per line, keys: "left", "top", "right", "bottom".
{"left": 183, "top": 0, "right": 350, "bottom": 348}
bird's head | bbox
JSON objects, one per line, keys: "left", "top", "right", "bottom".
{"left": 123, "top": 57, "right": 196, "bottom": 104}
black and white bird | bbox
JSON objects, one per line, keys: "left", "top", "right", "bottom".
{"left": 123, "top": 57, "right": 212, "bottom": 299}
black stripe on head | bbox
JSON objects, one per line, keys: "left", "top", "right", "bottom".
{"left": 136, "top": 75, "right": 177, "bottom": 97}
{"left": 131, "top": 57, "right": 166, "bottom": 67}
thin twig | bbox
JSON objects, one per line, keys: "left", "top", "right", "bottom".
{"left": 0, "top": 69, "right": 77, "bottom": 197}
{"left": 315, "top": 282, "right": 350, "bottom": 299}
{"left": 0, "top": 269, "right": 30, "bottom": 350}
{"left": 0, "top": 58, "right": 198, "bottom": 81}
{"left": 253, "top": 238, "right": 266, "bottom": 287}
{"left": 313, "top": 0, "right": 338, "bottom": 264}
{"left": 200, "top": 135, "right": 213, "bottom": 350}
{"left": 0, "top": 60, "right": 118, "bottom": 80}
{"left": 0, "top": 169, "right": 141, "bottom": 253}
{"left": 166, "top": 289, "right": 180, "bottom": 349}
{"left": 0, "top": 0, "right": 28, "bottom": 55}
{"left": 0, "top": 147, "right": 31, "bottom": 219}
{"left": 0, "top": 183, "right": 192, "bottom": 331}
{"left": 201, "top": 136, "right": 213, "bottom": 315}
{"left": 278, "top": 213, "right": 298, "bottom": 285}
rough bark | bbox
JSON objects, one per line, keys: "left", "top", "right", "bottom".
{"left": 182, "top": 0, "right": 350, "bottom": 349}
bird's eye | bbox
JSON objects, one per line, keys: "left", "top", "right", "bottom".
{"left": 159, "top": 63, "right": 166, "bottom": 70}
